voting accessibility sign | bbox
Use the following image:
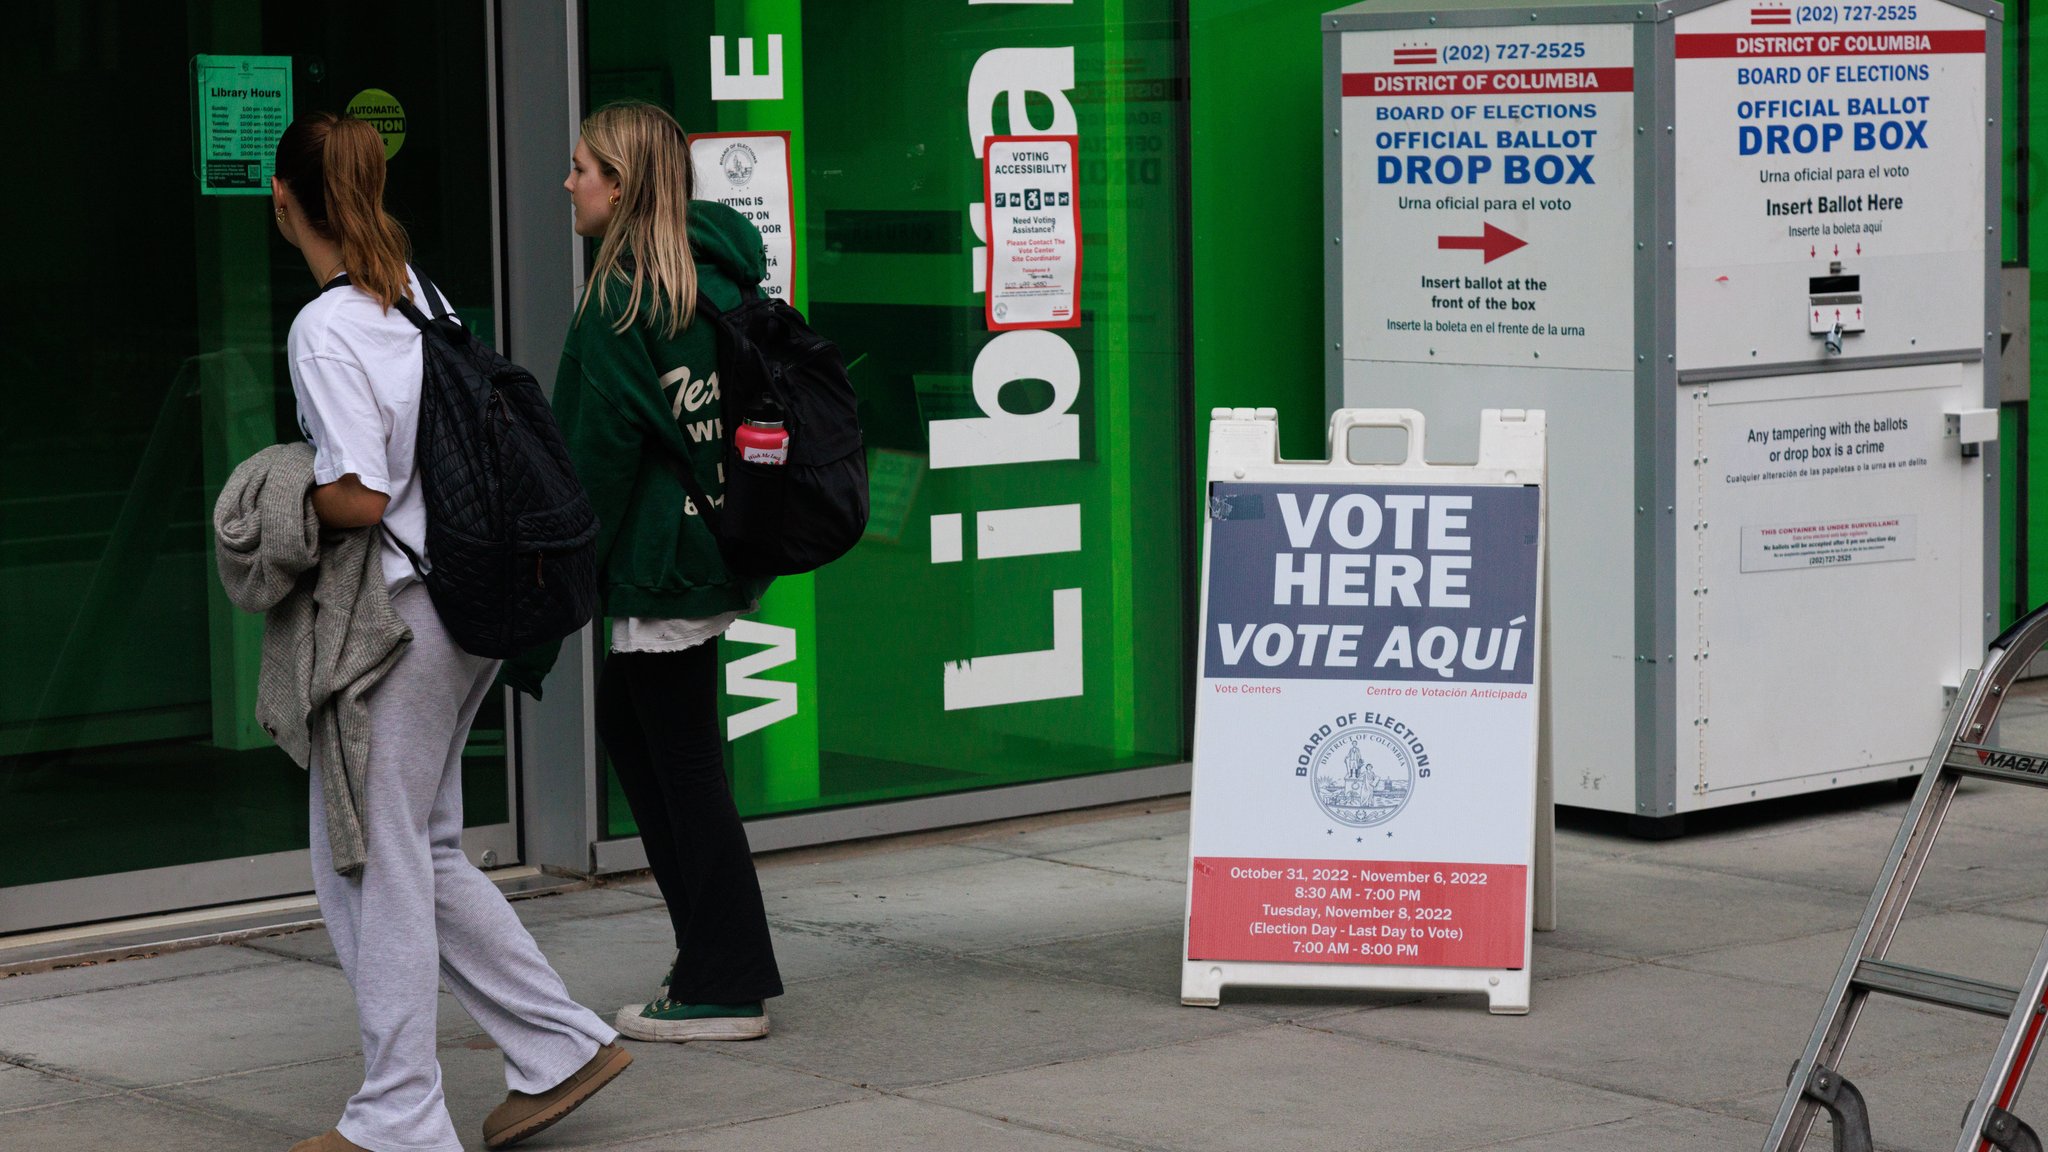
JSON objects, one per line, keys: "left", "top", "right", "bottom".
{"left": 983, "top": 135, "right": 1082, "bottom": 330}
{"left": 1184, "top": 408, "right": 1545, "bottom": 1014}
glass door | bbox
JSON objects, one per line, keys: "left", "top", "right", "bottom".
{"left": 0, "top": 0, "right": 511, "bottom": 934}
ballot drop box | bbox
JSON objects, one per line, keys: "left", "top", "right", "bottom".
{"left": 1324, "top": 0, "right": 2002, "bottom": 827}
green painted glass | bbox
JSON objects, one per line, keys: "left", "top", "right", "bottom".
{"left": 0, "top": 0, "right": 506, "bottom": 893}
{"left": 1188, "top": 0, "right": 1334, "bottom": 472}
{"left": 1998, "top": 7, "right": 2026, "bottom": 627}
{"left": 2021, "top": 9, "right": 2048, "bottom": 622}
{"left": 585, "top": 0, "right": 1190, "bottom": 836}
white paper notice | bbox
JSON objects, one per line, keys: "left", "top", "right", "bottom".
{"left": 193, "top": 55, "right": 294, "bottom": 197}
{"left": 1740, "top": 516, "right": 1916, "bottom": 573}
{"left": 1337, "top": 25, "right": 1636, "bottom": 371}
{"left": 689, "top": 132, "right": 796, "bottom": 303}
{"left": 984, "top": 135, "right": 1082, "bottom": 330}
{"left": 1670, "top": 3, "right": 1988, "bottom": 366}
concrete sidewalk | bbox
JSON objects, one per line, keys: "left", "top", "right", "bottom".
{"left": 9, "top": 696, "right": 2048, "bottom": 1151}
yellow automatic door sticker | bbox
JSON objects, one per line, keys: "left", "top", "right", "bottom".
{"left": 345, "top": 89, "right": 406, "bottom": 160}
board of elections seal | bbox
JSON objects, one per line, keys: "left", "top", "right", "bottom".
{"left": 1302, "top": 717, "right": 1422, "bottom": 828}
{"left": 720, "top": 142, "right": 757, "bottom": 188}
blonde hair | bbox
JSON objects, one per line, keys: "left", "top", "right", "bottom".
{"left": 275, "top": 113, "right": 413, "bottom": 311}
{"left": 576, "top": 101, "right": 699, "bottom": 338}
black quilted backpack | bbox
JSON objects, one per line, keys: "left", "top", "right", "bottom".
{"left": 665, "top": 286, "right": 867, "bottom": 576}
{"left": 379, "top": 267, "right": 600, "bottom": 658}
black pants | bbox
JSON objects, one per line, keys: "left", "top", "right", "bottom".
{"left": 596, "top": 644, "right": 783, "bottom": 1004}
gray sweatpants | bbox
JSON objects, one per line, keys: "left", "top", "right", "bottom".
{"left": 310, "top": 584, "right": 615, "bottom": 1152}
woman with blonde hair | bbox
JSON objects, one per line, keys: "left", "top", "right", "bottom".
{"left": 515, "top": 99, "right": 784, "bottom": 1040}
{"left": 271, "top": 111, "right": 627, "bottom": 1152}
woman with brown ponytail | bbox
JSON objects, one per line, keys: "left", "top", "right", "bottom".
{"left": 271, "top": 112, "right": 627, "bottom": 1152}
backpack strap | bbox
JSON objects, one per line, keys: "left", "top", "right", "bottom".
{"left": 409, "top": 264, "right": 453, "bottom": 321}
{"left": 382, "top": 524, "right": 431, "bottom": 578}
{"left": 662, "top": 449, "right": 728, "bottom": 537}
{"left": 334, "top": 266, "right": 446, "bottom": 339}
{"left": 670, "top": 275, "right": 768, "bottom": 534}
{"left": 694, "top": 277, "right": 764, "bottom": 322}
{"left": 316, "top": 269, "right": 431, "bottom": 575}
{"left": 322, "top": 268, "right": 451, "bottom": 322}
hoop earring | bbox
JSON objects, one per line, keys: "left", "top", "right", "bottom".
{"left": 608, "top": 192, "right": 620, "bottom": 206}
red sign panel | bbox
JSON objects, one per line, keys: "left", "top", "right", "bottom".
{"left": 1673, "top": 30, "right": 1985, "bottom": 58}
{"left": 1342, "top": 67, "right": 1634, "bottom": 98}
{"left": 1187, "top": 857, "right": 1527, "bottom": 969}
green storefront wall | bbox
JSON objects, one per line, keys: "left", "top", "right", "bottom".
{"left": 583, "top": 0, "right": 1191, "bottom": 837}
{"left": 2019, "top": 3, "right": 2047, "bottom": 629}
{"left": 0, "top": 0, "right": 1193, "bottom": 925}
{"left": 1188, "top": 0, "right": 1336, "bottom": 475}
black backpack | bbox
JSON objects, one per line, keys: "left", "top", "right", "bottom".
{"left": 665, "top": 286, "right": 868, "bottom": 576}
{"left": 378, "top": 267, "right": 601, "bottom": 658}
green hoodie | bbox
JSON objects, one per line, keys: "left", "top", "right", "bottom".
{"left": 502, "top": 200, "right": 773, "bottom": 695}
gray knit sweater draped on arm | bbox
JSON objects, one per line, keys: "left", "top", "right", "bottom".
{"left": 213, "top": 442, "right": 412, "bottom": 877}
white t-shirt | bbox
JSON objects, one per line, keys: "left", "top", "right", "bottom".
{"left": 610, "top": 610, "right": 743, "bottom": 653}
{"left": 287, "top": 269, "right": 451, "bottom": 589}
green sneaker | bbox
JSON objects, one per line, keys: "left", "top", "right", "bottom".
{"left": 655, "top": 956, "right": 675, "bottom": 1001}
{"left": 615, "top": 998, "right": 769, "bottom": 1043}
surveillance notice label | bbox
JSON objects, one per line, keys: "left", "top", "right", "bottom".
{"left": 1338, "top": 25, "right": 1635, "bottom": 371}
{"left": 984, "top": 135, "right": 1082, "bottom": 330}
{"left": 1186, "top": 482, "right": 1540, "bottom": 969}
{"left": 690, "top": 132, "right": 797, "bottom": 304}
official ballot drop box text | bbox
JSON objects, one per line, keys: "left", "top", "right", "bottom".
{"left": 1325, "top": 0, "right": 2003, "bottom": 825}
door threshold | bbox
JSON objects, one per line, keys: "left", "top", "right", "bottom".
{"left": 0, "top": 867, "right": 581, "bottom": 978}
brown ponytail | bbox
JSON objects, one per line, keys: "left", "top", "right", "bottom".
{"left": 275, "top": 112, "right": 413, "bottom": 311}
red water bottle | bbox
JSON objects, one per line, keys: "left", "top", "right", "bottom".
{"left": 735, "top": 397, "right": 789, "bottom": 466}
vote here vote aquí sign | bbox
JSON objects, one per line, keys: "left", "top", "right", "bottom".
{"left": 1338, "top": 24, "right": 1635, "bottom": 371}
{"left": 1186, "top": 472, "right": 1541, "bottom": 977}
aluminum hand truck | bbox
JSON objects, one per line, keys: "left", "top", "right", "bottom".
{"left": 1767, "top": 604, "right": 2048, "bottom": 1152}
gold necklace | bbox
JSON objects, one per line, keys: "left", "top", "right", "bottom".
{"left": 321, "top": 260, "right": 347, "bottom": 285}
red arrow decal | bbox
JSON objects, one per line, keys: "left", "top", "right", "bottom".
{"left": 1437, "top": 222, "right": 1527, "bottom": 264}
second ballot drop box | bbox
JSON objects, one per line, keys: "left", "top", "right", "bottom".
{"left": 1325, "top": 0, "right": 2002, "bottom": 828}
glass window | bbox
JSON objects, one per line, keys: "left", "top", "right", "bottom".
{"left": 0, "top": 1, "right": 505, "bottom": 900}
{"left": 584, "top": 0, "right": 1190, "bottom": 833}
